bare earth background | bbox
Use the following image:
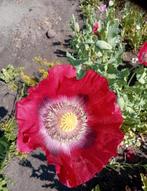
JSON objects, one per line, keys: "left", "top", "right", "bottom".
{"left": 0, "top": 0, "right": 81, "bottom": 190}
{"left": 0, "top": 0, "right": 80, "bottom": 72}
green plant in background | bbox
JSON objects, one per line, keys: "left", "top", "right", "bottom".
{"left": 118, "top": 67, "right": 147, "bottom": 147}
{"left": 81, "top": 0, "right": 100, "bottom": 7}
{"left": 68, "top": 0, "right": 123, "bottom": 78}
{"left": 0, "top": 117, "right": 17, "bottom": 191}
{"left": 141, "top": 174, "right": 147, "bottom": 191}
{"left": 0, "top": 136, "right": 10, "bottom": 170}
{"left": 0, "top": 65, "right": 22, "bottom": 90}
{"left": 121, "top": 2, "right": 147, "bottom": 51}
{"left": 0, "top": 65, "right": 29, "bottom": 191}
{"left": 0, "top": 118, "right": 17, "bottom": 170}
{"left": 122, "top": 68, "right": 147, "bottom": 132}
{"left": 0, "top": 176, "right": 8, "bottom": 191}
{"left": 92, "top": 185, "right": 101, "bottom": 191}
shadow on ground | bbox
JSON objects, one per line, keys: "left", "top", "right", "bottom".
{"left": 19, "top": 152, "right": 88, "bottom": 191}
{"left": 18, "top": 152, "right": 145, "bottom": 191}
{"left": 0, "top": 107, "right": 8, "bottom": 121}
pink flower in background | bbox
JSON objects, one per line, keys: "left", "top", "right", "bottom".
{"left": 92, "top": 22, "right": 100, "bottom": 34}
{"left": 138, "top": 42, "right": 147, "bottom": 66}
{"left": 99, "top": 4, "right": 107, "bottom": 13}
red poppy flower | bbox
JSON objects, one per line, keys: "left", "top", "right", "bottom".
{"left": 92, "top": 22, "right": 99, "bottom": 34}
{"left": 138, "top": 42, "right": 147, "bottom": 66}
{"left": 16, "top": 64, "right": 124, "bottom": 188}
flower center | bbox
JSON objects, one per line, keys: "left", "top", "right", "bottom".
{"left": 60, "top": 112, "right": 78, "bottom": 132}
{"left": 40, "top": 97, "right": 88, "bottom": 145}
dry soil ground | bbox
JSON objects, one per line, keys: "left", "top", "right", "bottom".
{"left": 0, "top": 0, "right": 80, "bottom": 72}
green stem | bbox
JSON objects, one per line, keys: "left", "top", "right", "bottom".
{"left": 128, "top": 72, "right": 136, "bottom": 86}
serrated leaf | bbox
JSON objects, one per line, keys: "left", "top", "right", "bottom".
{"left": 106, "top": 20, "right": 120, "bottom": 41}
{"left": 76, "top": 65, "right": 85, "bottom": 79}
{"left": 107, "top": 73, "right": 117, "bottom": 79}
{"left": 141, "top": 174, "right": 147, "bottom": 191}
{"left": 137, "top": 70, "right": 147, "bottom": 84}
{"left": 108, "top": 36, "right": 120, "bottom": 47}
{"left": 84, "top": 39, "right": 94, "bottom": 44}
{"left": 96, "top": 40, "right": 112, "bottom": 50}
{"left": 66, "top": 52, "right": 82, "bottom": 66}
{"left": 118, "top": 96, "right": 125, "bottom": 110}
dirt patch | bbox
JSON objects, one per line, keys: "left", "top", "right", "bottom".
{"left": 0, "top": 0, "right": 80, "bottom": 73}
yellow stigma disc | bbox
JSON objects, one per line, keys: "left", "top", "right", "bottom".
{"left": 59, "top": 112, "right": 78, "bottom": 132}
